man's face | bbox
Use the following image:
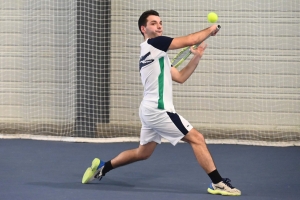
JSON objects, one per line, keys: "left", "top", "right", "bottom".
{"left": 142, "top": 15, "right": 163, "bottom": 38}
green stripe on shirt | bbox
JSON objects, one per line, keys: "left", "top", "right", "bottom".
{"left": 158, "top": 57, "right": 164, "bottom": 109}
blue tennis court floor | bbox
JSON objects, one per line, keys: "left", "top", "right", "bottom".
{"left": 0, "top": 139, "right": 299, "bottom": 200}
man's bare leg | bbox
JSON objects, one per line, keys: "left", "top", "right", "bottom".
{"left": 182, "top": 128, "right": 216, "bottom": 173}
{"left": 111, "top": 141, "right": 157, "bottom": 168}
{"left": 182, "top": 128, "right": 241, "bottom": 195}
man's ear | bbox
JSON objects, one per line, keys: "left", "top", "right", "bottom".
{"left": 141, "top": 26, "right": 146, "bottom": 34}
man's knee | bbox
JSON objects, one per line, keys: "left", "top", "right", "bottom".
{"left": 193, "top": 132, "right": 206, "bottom": 144}
{"left": 136, "top": 142, "right": 156, "bottom": 160}
{"left": 184, "top": 129, "right": 206, "bottom": 144}
{"left": 137, "top": 153, "right": 152, "bottom": 160}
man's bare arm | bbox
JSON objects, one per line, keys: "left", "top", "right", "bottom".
{"left": 171, "top": 43, "right": 207, "bottom": 83}
{"left": 169, "top": 25, "right": 218, "bottom": 50}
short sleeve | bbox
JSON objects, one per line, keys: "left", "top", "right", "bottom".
{"left": 147, "top": 36, "right": 173, "bottom": 52}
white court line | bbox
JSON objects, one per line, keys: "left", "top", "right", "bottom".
{"left": 0, "top": 133, "right": 299, "bottom": 147}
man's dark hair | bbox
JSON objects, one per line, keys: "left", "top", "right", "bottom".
{"left": 138, "top": 10, "right": 159, "bottom": 36}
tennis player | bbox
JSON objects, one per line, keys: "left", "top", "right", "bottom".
{"left": 82, "top": 10, "right": 241, "bottom": 196}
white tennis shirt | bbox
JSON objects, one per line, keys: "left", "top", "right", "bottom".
{"left": 139, "top": 36, "right": 175, "bottom": 113}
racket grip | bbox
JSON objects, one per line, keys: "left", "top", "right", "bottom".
{"left": 212, "top": 25, "right": 221, "bottom": 36}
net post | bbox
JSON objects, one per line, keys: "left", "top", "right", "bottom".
{"left": 75, "top": 0, "right": 111, "bottom": 137}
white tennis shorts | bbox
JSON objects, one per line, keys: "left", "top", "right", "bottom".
{"left": 139, "top": 105, "right": 193, "bottom": 146}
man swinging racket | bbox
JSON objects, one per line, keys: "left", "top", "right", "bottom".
{"left": 82, "top": 10, "right": 241, "bottom": 196}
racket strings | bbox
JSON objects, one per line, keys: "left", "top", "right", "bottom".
{"left": 171, "top": 48, "right": 191, "bottom": 66}
{"left": 171, "top": 44, "right": 200, "bottom": 68}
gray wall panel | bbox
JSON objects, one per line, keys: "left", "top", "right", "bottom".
{"left": 0, "top": 0, "right": 76, "bottom": 123}
{"left": 110, "top": 0, "right": 300, "bottom": 133}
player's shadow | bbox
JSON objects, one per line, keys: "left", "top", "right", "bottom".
{"left": 28, "top": 177, "right": 202, "bottom": 194}
{"left": 28, "top": 178, "right": 134, "bottom": 191}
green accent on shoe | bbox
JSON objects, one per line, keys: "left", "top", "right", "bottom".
{"left": 81, "top": 158, "right": 100, "bottom": 184}
{"left": 207, "top": 188, "right": 241, "bottom": 196}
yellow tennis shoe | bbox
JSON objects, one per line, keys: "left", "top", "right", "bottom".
{"left": 82, "top": 158, "right": 105, "bottom": 184}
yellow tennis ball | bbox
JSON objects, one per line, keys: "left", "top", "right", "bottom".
{"left": 207, "top": 12, "right": 218, "bottom": 23}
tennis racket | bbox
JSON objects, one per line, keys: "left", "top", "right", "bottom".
{"left": 171, "top": 25, "right": 221, "bottom": 68}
